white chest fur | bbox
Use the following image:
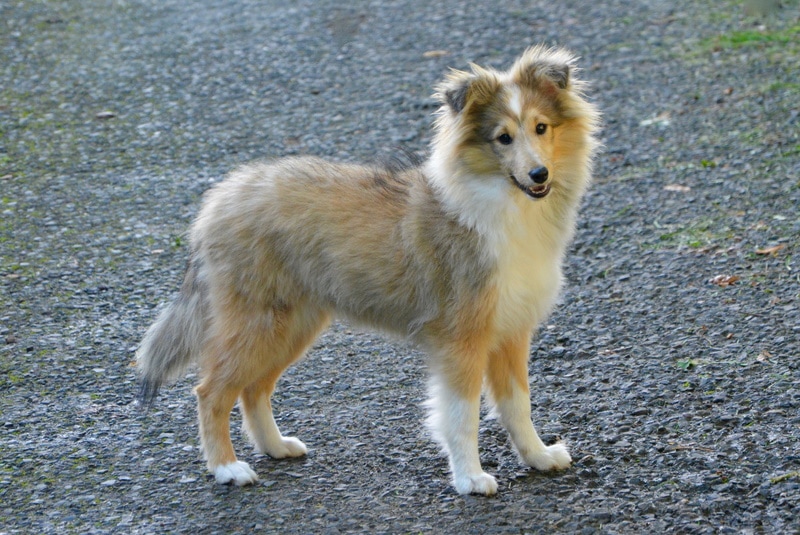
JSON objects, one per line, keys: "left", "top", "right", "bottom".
{"left": 426, "top": 162, "right": 574, "bottom": 339}
{"left": 491, "top": 198, "right": 568, "bottom": 338}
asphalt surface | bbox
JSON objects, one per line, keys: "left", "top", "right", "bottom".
{"left": 1, "top": 0, "right": 798, "bottom": 533}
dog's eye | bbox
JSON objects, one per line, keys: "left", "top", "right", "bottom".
{"left": 497, "top": 133, "right": 513, "bottom": 145}
{"left": 535, "top": 123, "right": 548, "bottom": 135}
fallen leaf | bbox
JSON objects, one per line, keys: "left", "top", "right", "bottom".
{"left": 755, "top": 244, "right": 785, "bottom": 256}
{"left": 756, "top": 350, "right": 771, "bottom": 362}
{"left": 664, "top": 184, "right": 691, "bottom": 192}
{"left": 709, "top": 274, "right": 740, "bottom": 287}
{"left": 423, "top": 50, "right": 449, "bottom": 58}
{"left": 639, "top": 111, "right": 671, "bottom": 127}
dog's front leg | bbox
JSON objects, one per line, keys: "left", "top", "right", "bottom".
{"left": 494, "top": 382, "right": 572, "bottom": 471}
{"left": 427, "top": 349, "right": 497, "bottom": 496}
{"left": 488, "top": 332, "right": 572, "bottom": 472}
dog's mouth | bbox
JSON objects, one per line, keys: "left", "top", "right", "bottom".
{"left": 510, "top": 175, "right": 551, "bottom": 199}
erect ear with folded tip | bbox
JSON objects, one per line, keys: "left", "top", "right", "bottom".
{"left": 518, "top": 60, "right": 571, "bottom": 92}
{"left": 438, "top": 68, "right": 499, "bottom": 114}
{"left": 444, "top": 78, "right": 471, "bottom": 113}
{"left": 544, "top": 62, "right": 570, "bottom": 89}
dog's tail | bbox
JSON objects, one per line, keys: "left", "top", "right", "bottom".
{"left": 136, "top": 258, "right": 208, "bottom": 407}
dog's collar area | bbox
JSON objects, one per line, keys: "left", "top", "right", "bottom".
{"left": 509, "top": 175, "right": 551, "bottom": 199}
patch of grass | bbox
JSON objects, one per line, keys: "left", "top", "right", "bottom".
{"left": 770, "top": 471, "right": 800, "bottom": 484}
{"left": 711, "top": 25, "right": 800, "bottom": 49}
{"left": 765, "top": 81, "right": 800, "bottom": 93}
{"left": 3, "top": 372, "right": 24, "bottom": 385}
{"left": 780, "top": 143, "right": 800, "bottom": 158}
{"left": 700, "top": 159, "right": 717, "bottom": 169}
{"left": 613, "top": 204, "right": 636, "bottom": 218}
{"left": 648, "top": 217, "right": 733, "bottom": 251}
{"left": 696, "top": 24, "right": 800, "bottom": 62}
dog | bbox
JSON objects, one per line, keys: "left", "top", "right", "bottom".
{"left": 137, "top": 45, "right": 600, "bottom": 496}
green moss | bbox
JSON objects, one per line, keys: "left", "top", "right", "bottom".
{"left": 710, "top": 25, "right": 800, "bottom": 49}
{"left": 770, "top": 471, "right": 800, "bottom": 484}
{"left": 650, "top": 217, "right": 734, "bottom": 250}
{"left": 765, "top": 81, "right": 800, "bottom": 93}
{"left": 5, "top": 373, "right": 24, "bottom": 385}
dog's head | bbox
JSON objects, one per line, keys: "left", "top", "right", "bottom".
{"left": 433, "top": 46, "right": 598, "bottom": 201}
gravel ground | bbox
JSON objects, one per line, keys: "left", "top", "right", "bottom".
{"left": 1, "top": 0, "right": 798, "bottom": 533}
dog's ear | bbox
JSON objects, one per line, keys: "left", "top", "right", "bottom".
{"left": 440, "top": 71, "right": 472, "bottom": 113}
{"left": 517, "top": 60, "right": 570, "bottom": 91}
{"left": 540, "top": 62, "right": 570, "bottom": 89}
{"left": 436, "top": 67, "right": 499, "bottom": 114}
{"left": 514, "top": 46, "right": 574, "bottom": 92}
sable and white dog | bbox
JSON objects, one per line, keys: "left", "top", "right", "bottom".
{"left": 137, "top": 46, "right": 599, "bottom": 496}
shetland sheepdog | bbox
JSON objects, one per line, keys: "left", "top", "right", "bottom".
{"left": 137, "top": 45, "right": 600, "bottom": 495}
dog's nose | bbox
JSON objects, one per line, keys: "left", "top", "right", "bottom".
{"left": 528, "top": 166, "right": 549, "bottom": 184}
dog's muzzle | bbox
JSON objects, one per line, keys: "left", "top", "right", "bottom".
{"left": 510, "top": 166, "right": 551, "bottom": 199}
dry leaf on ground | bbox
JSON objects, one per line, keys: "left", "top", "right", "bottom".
{"left": 755, "top": 244, "right": 785, "bottom": 256}
{"left": 709, "top": 274, "right": 740, "bottom": 287}
{"left": 664, "top": 184, "right": 691, "bottom": 192}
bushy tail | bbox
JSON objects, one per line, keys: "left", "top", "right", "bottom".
{"left": 136, "top": 260, "right": 207, "bottom": 407}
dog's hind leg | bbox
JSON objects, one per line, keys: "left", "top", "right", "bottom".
{"left": 193, "top": 297, "right": 328, "bottom": 485}
{"left": 486, "top": 331, "right": 572, "bottom": 472}
{"left": 241, "top": 372, "right": 307, "bottom": 458}
{"left": 195, "top": 366, "right": 258, "bottom": 486}
{"left": 239, "top": 304, "right": 331, "bottom": 459}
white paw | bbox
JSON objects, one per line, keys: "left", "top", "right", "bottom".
{"left": 262, "top": 436, "right": 307, "bottom": 459}
{"left": 525, "top": 442, "right": 572, "bottom": 471}
{"left": 453, "top": 472, "right": 498, "bottom": 496}
{"left": 213, "top": 461, "right": 258, "bottom": 486}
